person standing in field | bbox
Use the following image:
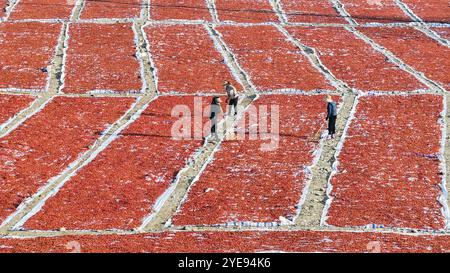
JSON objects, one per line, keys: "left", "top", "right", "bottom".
{"left": 224, "top": 81, "right": 239, "bottom": 116}
{"left": 210, "top": 96, "right": 223, "bottom": 140}
{"left": 326, "top": 95, "right": 337, "bottom": 139}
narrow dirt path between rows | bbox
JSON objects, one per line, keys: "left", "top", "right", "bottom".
{"left": 295, "top": 92, "right": 356, "bottom": 227}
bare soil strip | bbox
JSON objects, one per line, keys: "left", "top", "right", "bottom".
{"left": 70, "top": 0, "right": 84, "bottom": 21}
{"left": 445, "top": 94, "right": 450, "bottom": 228}
{"left": 330, "top": 0, "right": 357, "bottom": 25}
{"left": 268, "top": 0, "right": 287, "bottom": 24}
{"left": 295, "top": 93, "right": 356, "bottom": 227}
{"left": 205, "top": 0, "right": 219, "bottom": 24}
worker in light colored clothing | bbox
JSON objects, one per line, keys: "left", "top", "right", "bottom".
{"left": 224, "top": 81, "right": 239, "bottom": 116}
{"left": 326, "top": 95, "right": 337, "bottom": 139}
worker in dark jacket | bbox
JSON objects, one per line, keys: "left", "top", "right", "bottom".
{"left": 326, "top": 95, "right": 337, "bottom": 139}
{"left": 210, "top": 96, "right": 223, "bottom": 140}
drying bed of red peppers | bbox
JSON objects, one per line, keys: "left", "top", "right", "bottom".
{"left": 80, "top": 0, "right": 142, "bottom": 19}
{"left": 326, "top": 95, "right": 445, "bottom": 230}
{"left": 360, "top": 27, "right": 450, "bottom": 91}
{"left": 286, "top": 26, "right": 426, "bottom": 92}
{"left": 0, "top": 0, "right": 6, "bottom": 18}
{"left": 0, "top": 95, "right": 34, "bottom": 125}
{"left": 339, "top": 0, "right": 411, "bottom": 24}
{"left": 6, "top": 230, "right": 450, "bottom": 252}
{"left": 9, "top": 0, "right": 74, "bottom": 19}
{"left": 0, "top": 97, "right": 134, "bottom": 226}
{"left": 150, "top": 0, "right": 212, "bottom": 21}
{"left": 433, "top": 27, "right": 450, "bottom": 41}
{"left": 216, "top": 25, "right": 333, "bottom": 92}
{"left": 144, "top": 24, "right": 241, "bottom": 94}
{"left": 173, "top": 95, "right": 336, "bottom": 226}
{"left": 280, "top": 0, "right": 347, "bottom": 24}
{"left": 215, "top": 0, "right": 279, "bottom": 23}
{"left": 0, "top": 22, "right": 61, "bottom": 90}
{"left": 63, "top": 23, "right": 142, "bottom": 94}
{"left": 23, "top": 96, "right": 211, "bottom": 230}
{"left": 402, "top": 0, "right": 450, "bottom": 24}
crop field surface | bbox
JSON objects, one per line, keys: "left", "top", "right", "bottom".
{"left": 324, "top": 95, "right": 445, "bottom": 230}
{"left": 9, "top": 0, "right": 75, "bottom": 20}
{"left": 359, "top": 27, "right": 450, "bottom": 91}
{"left": 150, "top": 0, "right": 211, "bottom": 21}
{"left": 0, "top": 0, "right": 450, "bottom": 253}
{"left": 214, "top": 0, "right": 279, "bottom": 23}
{"left": 62, "top": 23, "right": 142, "bottom": 94}
{"left": 279, "top": 0, "right": 347, "bottom": 24}
{"left": 0, "top": 22, "right": 61, "bottom": 91}
{"left": 339, "top": 0, "right": 411, "bottom": 23}
{"left": 401, "top": 0, "right": 450, "bottom": 24}
{"left": 286, "top": 26, "right": 426, "bottom": 92}
{"left": 80, "top": 0, "right": 142, "bottom": 19}
{"left": 144, "top": 24, "right": 242, "bottom": 94}
{"left": 432, "top": 27, "right": 450, "bottom": 41}
{"left": 0, "top": 0, "right": 6, "bottom": 18}
{"left": 4, "top": 230, "right": 450, "bottom": 252}
{"left": 0, "top": 95, "right": 34, "bottom": 125}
